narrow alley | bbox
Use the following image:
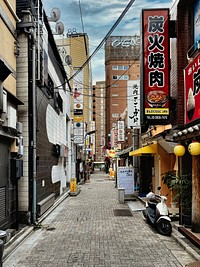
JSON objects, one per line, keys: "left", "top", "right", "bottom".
{"left": 3, "top": 171, "right": 197, "bottom": 267}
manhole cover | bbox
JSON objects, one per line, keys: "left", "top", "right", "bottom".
{"left": 114, "top": 209, "right": 133, "bottom": 217}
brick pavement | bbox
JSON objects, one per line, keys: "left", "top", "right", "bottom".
{"left": 3, "top": 171, "right": 196, "bottom": 267}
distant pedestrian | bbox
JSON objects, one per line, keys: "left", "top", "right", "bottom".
{"left": 104, "top": 156, "right": 110, "bottom": 174}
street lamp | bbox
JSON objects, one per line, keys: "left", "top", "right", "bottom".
{"left": 84, "top": 130, "right": 97, "bottom": 182}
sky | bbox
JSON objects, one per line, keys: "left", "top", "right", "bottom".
{"left": 43, "top": 0, "right": 173, "bottom": 84}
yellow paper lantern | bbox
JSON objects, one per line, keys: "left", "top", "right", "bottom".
{"left": 174, "top": 144, "right": 185, "bottom": 156}
{"left": 188, "top": 142, "right": 200, "bottom": 156}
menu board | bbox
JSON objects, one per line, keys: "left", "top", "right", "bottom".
{"left": 117, "top": 167, "right": 134, "bottom": 195}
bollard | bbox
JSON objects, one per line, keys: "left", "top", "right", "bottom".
{"left": 0, "top": 239, "right": 4, "bottom": 267}
{"left": 0, "top": 230, "right": 7, "bottom": 267}
{"left": 118, "top": 188, "right": 125, "bottom": 204}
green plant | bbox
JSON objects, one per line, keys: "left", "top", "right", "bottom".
{"left": 162, "top": 171, "right": 192, "bottom": 212}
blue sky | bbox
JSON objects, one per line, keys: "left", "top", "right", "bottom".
{"left": 43, "top": 0, "right": 173, "bottom": 83}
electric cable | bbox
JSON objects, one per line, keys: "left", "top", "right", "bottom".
{"left": 68, "top": 0, "right": 136, "bottom": 81}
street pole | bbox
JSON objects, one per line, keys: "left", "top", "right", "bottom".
{"left": 85, "top": 130, "right": 97, "bottom": 182}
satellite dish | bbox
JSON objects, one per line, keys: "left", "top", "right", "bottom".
{"left": 65, "top": 55, "right": 72, "bottom": 65}
{"left": 55, "top": 21, "right": 64, "bottom": 35}
{"left": 49, "top": 8, "right": 61, "bottom": 22}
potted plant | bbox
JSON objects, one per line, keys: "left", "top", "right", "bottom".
{"left": 162, "top": 171, "right": 192, "bottom": 227}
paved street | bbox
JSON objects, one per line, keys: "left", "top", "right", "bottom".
{"left": 3, "top": 171, "right": 196, "bottom": 267}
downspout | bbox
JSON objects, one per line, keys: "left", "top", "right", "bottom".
{"left": 68, "top": 118, "right": 72, "bottom": 186}
{"left": 24, "top": 26, "right": 37, "bottom": 223}
{"left": 32, "top": 28, "right": 37, "bottom": 223}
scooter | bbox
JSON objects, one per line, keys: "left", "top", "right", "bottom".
{"left": 143, "top": 187, "right": 172, "bottom": 236}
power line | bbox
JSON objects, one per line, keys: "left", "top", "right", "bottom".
{"left": 68, "top": 0, "right": 136, "bottom": 81}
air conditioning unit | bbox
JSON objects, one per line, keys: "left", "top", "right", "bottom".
{"left": 2, "top": 106, "right": 17, "bottom": 128}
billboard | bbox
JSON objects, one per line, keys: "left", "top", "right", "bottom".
{"left": 194, "top": 0, "right": 200, "bottom": 48}
{"left": 127, "top": 80, "right": 140, "bottom": 128}
{"left": 117, "top": 121, "right": 125, "bottom": 142}
{"left": 73, "top": 70, "right": 84, "bottom": 144}
{"left": 184, "top": 54, "right": 200, "bottom": 125}
{"left": 141, "top": 9, "right": 170, "bottom": 124}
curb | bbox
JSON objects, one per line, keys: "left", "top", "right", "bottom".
{"left": 171, "top": 225, "right": 200, "bottom": 261}
{"left": 2, "top": 189, "right": 71, "bottom": 262}
{"left": 3, "top": 226, "right": 34, "bottom": 262}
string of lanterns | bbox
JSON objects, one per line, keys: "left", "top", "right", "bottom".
{"left": 174, "top": 141, "right": 200, "bottom": 156}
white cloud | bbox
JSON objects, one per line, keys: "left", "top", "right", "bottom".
{"left": 43, "top": 0, "right": 173, "bottom": 83}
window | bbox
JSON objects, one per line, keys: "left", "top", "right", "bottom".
{"left": 112, "top": 113, "right": 119, "bottom": 118}
{"left": 112, "top": 65, "right": 128, "bottom": 70}
{"left": 112, "top": 75, "right": 129, "bottom": 80}
{"left": 54, "top": 92, "right": 63, "bottom": 114}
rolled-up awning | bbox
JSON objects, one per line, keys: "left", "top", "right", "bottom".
{"left": 116, "top": 146, "right": 133, "bottom": 157}
{"left": 129, "top": 143, "right": 157, "bottom": 156}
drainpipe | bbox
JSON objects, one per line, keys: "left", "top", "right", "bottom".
{"left": 32, "top": 28, "right": 37, "bottom": 223}
{"left": 24, "top": 25, "right": 37, "bottom": 223}
{"left": 68, "top": 119, "right": 72, "bottom": 186}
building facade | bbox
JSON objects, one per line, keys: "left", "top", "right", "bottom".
{"left": 105, "top": 36, "right": 140, "bottom": 150}
{"left": 16, "top": 0, "right": 71, "bottom": 225}
{"left": 56, "top": 32, "right": 93, "bottom": 180}
{"left": 0, "top": 0, "right": 23, "bottom": 230}
{"left": 93, "top": 81, "right": 106, "bottom": 162}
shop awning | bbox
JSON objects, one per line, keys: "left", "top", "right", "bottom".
{"left": 116, "top": 146, "right": 133, "bottom": 157}
{"left": 129, "top": 143, "right": 157, "bottom": 156}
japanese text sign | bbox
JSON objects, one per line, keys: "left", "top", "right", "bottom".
{"left": 127, "top": 80, "right": 140, "bottom": 128}
{"left": 117, "top": 121, "right": 125, "bottom": 142}
{"left": 142, "top": 9, "right": 170, "bottom": 124}
{"left": 184, "top": 54, "right": 200, "bottom": 124}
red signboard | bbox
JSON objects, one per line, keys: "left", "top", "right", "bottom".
{"left": 142, "top": 9, "right": 170, "bottom": 124}
{"left": 184, "top": 54, "right": 200, "bottom": 125}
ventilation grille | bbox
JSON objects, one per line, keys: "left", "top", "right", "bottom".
{"left": 0, "top": 187, "right": 6, "bottom": 222}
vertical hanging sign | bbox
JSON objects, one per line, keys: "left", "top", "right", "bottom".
{"left": 142, "top": 9, "right": 170, "bottom": 124}
{"left": 127, "top": 80, "right": 140, "bottom": 128}
{"left": 117, "top": 121, "right": 125, "bottom": 142}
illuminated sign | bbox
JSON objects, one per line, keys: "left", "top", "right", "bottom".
{"left": 111, "top": 36, "right": 140, "bottom": 47}
{"left": 184, "top": 54, "right": 200, "bottom": 124}
{"left": 142, "top": 9, "right": 170, "bottom": 124}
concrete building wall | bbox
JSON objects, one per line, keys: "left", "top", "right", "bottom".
{"left": 0, "top": 0, "right": 17, "bottom": 95}
{"left": 94, "top": 81, "right": 106, "bottom": 162}
{"left": 67, "top": 34, "right": 92, "bottom": 129}
{"left": 105, "top": 36, "right": 140, "bottom": 148}
{"left": 16, "top": 33, "right": 29, "bottom": 212}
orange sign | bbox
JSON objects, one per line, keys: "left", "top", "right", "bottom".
{"left": 108, "top": 149, "right": 116, "bottom": 158}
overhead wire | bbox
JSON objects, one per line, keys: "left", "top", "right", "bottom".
{"left": 68, "top": 0, "right": 136, "bottom": 81}
{"left": 46, "top": 1, "right": 169, "bottom": 103}
{"left": 46, "top": 0, "right": 137, "bottom": 91}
